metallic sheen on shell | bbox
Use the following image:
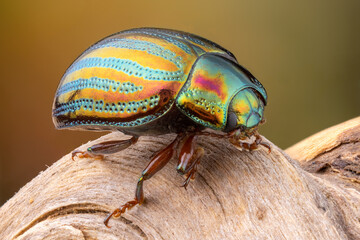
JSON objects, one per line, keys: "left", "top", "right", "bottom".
{"left": 52, "top": 28, "right": 267, "bottom": 134}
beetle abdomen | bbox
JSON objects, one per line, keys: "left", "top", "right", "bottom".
{"left": 52, "top": 28, "right": 235, "bottom": 131}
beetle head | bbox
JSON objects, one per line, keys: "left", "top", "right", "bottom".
{"left": 224, "top": 88, "right": 265, "bottom": 133}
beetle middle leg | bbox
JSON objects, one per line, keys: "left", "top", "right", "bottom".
{"left": 176, "top": 134, "right": 204, "bottom": 189}
{"left": 104, "top": 134, "right": 183, "bottom": 227}
{"left": 72, "top": 136, "right": 138, "bottom": 160}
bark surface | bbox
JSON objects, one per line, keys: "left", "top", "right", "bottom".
{"left": 1, "top": 117, "right": 359, "bottom": 240}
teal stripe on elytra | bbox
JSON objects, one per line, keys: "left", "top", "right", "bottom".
{"left": 88, "top": 38, "right": 183, "bottom": 68}
{"left": 65, "top": 57, "right": 183, "bottom": 81}
{"left": 122, "top": 29, "right": 193, "bottom": 54}
{"left": 53, "top": 95, "right": 161, "bottom": 117}
{"left": 161, "top": 31, "right": 206, "bottom": 47}
{"left": 53, "top": 95, "right": 174, "bottom": 128}
{"left": 56, "top": 77, "right": 143, "bottom": 97}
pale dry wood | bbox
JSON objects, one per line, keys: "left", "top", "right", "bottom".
{"left": 285, "top": 116, "right": 360, "bottom": 239}
{"left": 286, "top": 117, "right": 360, "bottom": 192}
{"left": 286, "top": 116, "right": 360, "bottom": 162}
{"left": 0, "top": 117, "right": 359, "bottom": 240}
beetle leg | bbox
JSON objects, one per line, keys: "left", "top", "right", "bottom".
{"left": 230, "top": 133, "right": 271, "bottom": 153}
{"left": 256, "top": 135, "right": 272, "bottom": 153}
{"left": 176, "top": 134, "right": 205, "bottom": 189}
{"left": 104, "top": 134, "right": 182, "bottom": 228}
{"left": 180, "top": 148, "right": 204, "bottom": 189}
{"left": 72, "top": 136, "right": 138, "bottom": 160}
{"left": 250, "top": 133, "right": 271, "bottom": 153}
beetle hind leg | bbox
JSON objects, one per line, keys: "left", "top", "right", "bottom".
{"left": 72, "top": 136, "right": 138, "bottom": 160}
{"left": 104, "top": 134, "right": 182, "bottom": 227}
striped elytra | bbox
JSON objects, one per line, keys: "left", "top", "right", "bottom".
{"left": 52, "top": 28, "right": 267, "bottom": 135}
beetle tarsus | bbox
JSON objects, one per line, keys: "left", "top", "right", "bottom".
{"left": 104, "top": 199, "right": 140, "bottom": 228}
{"left": 229, "top": 131, "right": 271, "bottom": 153}
{"left": 181, "top": 167, "right": 197, "bottom": 190}
{"left": 255, "top": 133, "right": 272, "bottom": 153}
{"left": 231, "top": 140, "right": 255, "bottom": 151}
{"left": 71, "top": 149, "right": 104, "bottom": 161}
{"left": 260, "top": 142, "right": 271, "bottom": 153}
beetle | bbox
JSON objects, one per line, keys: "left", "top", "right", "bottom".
{"left": 52, "top": 28, "right": 269, "bottom": 227}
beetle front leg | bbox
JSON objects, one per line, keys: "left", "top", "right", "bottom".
{"left": 255, "top": 134, "right": 271, "bottom": 153}
{"left": 248, "top": 133, "right": 271, "bottom": 153}
{"left": 176, "top": 134, "right": 205, "bottom": 189}
{"left": 104, "top": 135, "right": 182, "bottom": 227}
{"left": 230, "top": 132, "right": 271, "bottom": 153}
{"left": 72, "top": 136, "right": 138, "bottom": 160}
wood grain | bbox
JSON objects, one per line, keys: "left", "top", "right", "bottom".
{"left": 1, "top": 117, "right": 359, "bottom": 239}
{"left": 286, "top": 117, "right": 360, "bottom": 163}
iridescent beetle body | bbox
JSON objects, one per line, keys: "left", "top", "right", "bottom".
{"left": 52, "top": 28, "right": 269, "bottom": 227}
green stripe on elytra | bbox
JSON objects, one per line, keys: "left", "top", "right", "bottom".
{"left": 87, "top": 38, "right": 184, "bottom": 68}
{"left": 56, "top": 78, "right": 143, "bottom": 97}
{"left": 65, "top": 57, "right": 184, "bottom": 81}
{"left": 53, "top": 95, "right": 161, "bottom": 116}
{"left": 119, "top": 29, "right": 193, "bottom": 54}
{"left": 54, "top": 95, "right": 174, "bottom": 128}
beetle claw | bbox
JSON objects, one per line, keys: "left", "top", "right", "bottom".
{"left": 104, "top": 199, "right": 139, "bottom": 228}
{"left": 254, "top": 133, "right": 272, "bottom": 154}
{"left": 181, "top": 171, "right": 195, "bottom": 190}
{"left": 71, "top": 149, "right": 104, "bottom": 161}
{"left": 260, "top": 142, "right": 272, "bottom": 154}
{"left": 71, "top": 150, "right": 83, "bottom": 160}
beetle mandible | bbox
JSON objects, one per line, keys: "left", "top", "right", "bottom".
{"left": 52, "top": 28, "right": 270, "bottom": 227}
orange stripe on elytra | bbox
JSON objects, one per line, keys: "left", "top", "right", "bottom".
{"left": 127, "top": 35, "right": 195, "bottom": 65}
{"left": 57, "top": 76, "right": 183, "bottom": 104}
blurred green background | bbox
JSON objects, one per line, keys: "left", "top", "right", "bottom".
{"left": 0, "top": 0, "right": 359, "bottom": 205}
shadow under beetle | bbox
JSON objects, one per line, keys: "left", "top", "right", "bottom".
{"left": 52, "top": 28, "right": 270, "bottom": 227}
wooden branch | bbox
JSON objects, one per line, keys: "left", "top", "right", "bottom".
{"left": 1, "top": 117, "right": 359, "bottom": 239}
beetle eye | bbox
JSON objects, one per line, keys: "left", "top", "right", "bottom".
{"left": 224, "top": 111, "right": 238, "bottom": 132}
